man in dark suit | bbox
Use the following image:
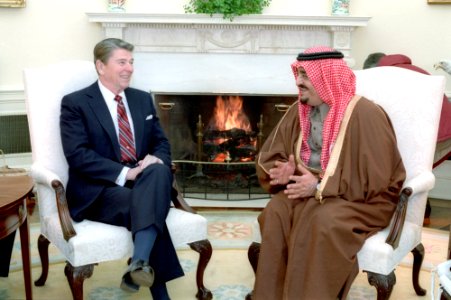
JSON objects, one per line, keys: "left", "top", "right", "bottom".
{"left": 60, "top": 38, "right": 183, "bottom": 299}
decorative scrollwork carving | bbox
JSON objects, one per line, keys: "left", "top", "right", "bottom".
{"left": 366, "top": 270, "right": 396, "bottom": 300}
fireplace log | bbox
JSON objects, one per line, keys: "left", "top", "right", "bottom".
{"left": 203, "top": 139, "right": 256, "bottom": 161}
{"left": 203, "top": 128, "right": 256, "bottom": 140}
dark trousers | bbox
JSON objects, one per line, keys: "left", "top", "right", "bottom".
{"left": 85, "top": 163, "right": 184, "bottom": 284}
{"left": 0, "top": 231, "right": 16, "bottom": 277}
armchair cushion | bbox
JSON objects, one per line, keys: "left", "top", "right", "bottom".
{"left": 357, "top": 221, "right": 420, "bottom": 275}
{"left": 43, "top": 214, "right": 133, "bottom": 266}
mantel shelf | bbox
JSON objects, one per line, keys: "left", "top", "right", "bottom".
{"left": 86, "top": 12, "right": 371, "bottom": 27}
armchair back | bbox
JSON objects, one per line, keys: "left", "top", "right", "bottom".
{"left": 355, "top": 66, "right": 445, "bottom": 226}
{"left": 24, "top": 61, "right": 97, "bottom": 229}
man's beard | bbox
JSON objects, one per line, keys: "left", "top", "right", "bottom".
{"left": 300, "top": 97, "right": 309, "bottom": 104}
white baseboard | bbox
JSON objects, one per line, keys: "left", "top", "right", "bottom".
{"left": 186, "top": 197, "right": 269, "bottom": 209}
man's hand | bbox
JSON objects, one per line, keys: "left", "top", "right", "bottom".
{"left": 284, "top": 163, "right": 318, "bottom": 199}
{"left": 138, "top": 154, "right": 163, "bottom": 170}
{"left": 126, "top": 166, "right": 143, "bottom": 181}
{"left": 125, "top": 154, "right": 163, "bottom": 181}
{"left": 269, "top": 154, "right": 296, "bottom": 186}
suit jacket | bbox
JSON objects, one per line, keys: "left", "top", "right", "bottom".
{"left": 60, "top": 81, "right": 171, "bottom": 219}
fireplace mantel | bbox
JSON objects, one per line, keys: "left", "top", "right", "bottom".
{"left": 86, "top": 12, "right": 370, "bottom": 95}
{"left": 87, "top": 13, "right": 370, "bottom": 60}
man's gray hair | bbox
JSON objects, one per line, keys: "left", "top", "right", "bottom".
{"left": 93, "top": 38, "right": 134, "bottom": 65}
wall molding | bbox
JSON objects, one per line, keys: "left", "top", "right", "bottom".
{"left": 1, "top": 152, "right": 31, "bottom": 170}
{"left": 0, "top": 89, "right": 26, "bottom": 116}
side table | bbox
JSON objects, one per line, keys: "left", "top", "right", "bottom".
{"left": 0, "top": 175, "right": 34, "bottom": 300}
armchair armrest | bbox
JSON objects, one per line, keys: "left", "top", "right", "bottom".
{"left": 402, "top": 171, "right": 435, "bottom": 195}
{"left": 30, "top": 162, "right": 77, "bottom": 241}
{"left": 51, "top": 180, "right": 77, "bottom": 241}
{"left": 385, "top": 187, "right": 411, "bottom": 249}
{"left": 30, "top": 162, "right": 61, "bottom": 186}
{"left": 171, "top": 163, "right": 196, "bottom": 214}
{"left": 385, "top": 171, "right": 435, "bottom": 248}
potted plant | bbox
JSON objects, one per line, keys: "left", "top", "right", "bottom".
{"left": 184, "top": 0, "right": 272, "bottom": 21}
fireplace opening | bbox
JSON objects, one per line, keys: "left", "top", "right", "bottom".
{"left": 154, "top": 93, "right": 296, "bottom": 201}
{"left": 203, "top": 95, "right": 256, "bottom": 163}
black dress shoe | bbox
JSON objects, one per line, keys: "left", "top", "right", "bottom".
{"left": 120, "top": 271, "right": 139, "bottom": 293}
{"left": 127, "top": 259, "right": 155, "bottom": 288}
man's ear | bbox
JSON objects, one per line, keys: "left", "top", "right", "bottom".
{"left": 95, "top": 60, "right": 104, "bottom": 75}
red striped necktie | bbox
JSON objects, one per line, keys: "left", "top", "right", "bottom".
{"left": 114, "top": 95, "right": 136, "bottom": 163}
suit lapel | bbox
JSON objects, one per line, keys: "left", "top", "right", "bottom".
{"left": 86, "top": 83, "right": 122, "bottom": 161}
{"left": 126, "top": 90, "right": 144, "bottom": 158}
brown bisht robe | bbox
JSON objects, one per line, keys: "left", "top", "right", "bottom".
{"left": 253, "top": 96, "right": 406, "bottom": 300}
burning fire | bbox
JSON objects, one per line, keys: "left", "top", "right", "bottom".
{"left": 209, "top": 95, "right": 251, "bottom": 132}
{"left": 204, "top": 95, "right": 256, "bottom": 162}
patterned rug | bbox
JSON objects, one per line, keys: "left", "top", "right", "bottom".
{"left": 0, "top": 210, "right": 448, "bottom": 300}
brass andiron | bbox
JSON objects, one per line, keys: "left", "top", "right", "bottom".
{"left": 257, "top": 114, "right": 264, "bottom": 153}
{"left": 190, "top": 115, "right": 205, "bottom": 178}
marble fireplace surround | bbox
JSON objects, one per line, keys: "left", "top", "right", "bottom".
{"left": 87, "top": 13, "right": 370, "bottom": 96}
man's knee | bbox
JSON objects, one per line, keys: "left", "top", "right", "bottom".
{"left": 259, "top": 194, "right": 292, "bottom": 228}
{"left": 141, "top": 163, "right": 172, "bottom": 181}
{"left": 309, "top": 202, "right": 348, "bottom": 234}
{"left": 264, "top": 194, "right": 293, "bottom": 215}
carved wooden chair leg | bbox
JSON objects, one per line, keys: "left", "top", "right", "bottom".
{"left": 248, "top": 242, "right": 261, "bottom": 274}
{"left": 189, "top": 239, "right": 213, "bottom": 300}
{"left": 245, "top": 242, "right": 261, "bottom": 300}
{"left": 245, "top": 291, "right": 254, "bottom": 300}
{"left": 411, "top": 243, "right": 426, "bottom": 296}
{"left": 366, "top": 270, "right": 396, "bottom": 300}
{"left": 34, "top": 234, "right": 50, "bottom": 286}
{"left": 64, "top": 263, "right": 94, "bottom": 300}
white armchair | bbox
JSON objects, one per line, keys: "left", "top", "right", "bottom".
{"left": 23, "top": 61, "right": 213, "bottom": 300}
{"left": 247, "top": 66, "right": 446, "bottom": 299}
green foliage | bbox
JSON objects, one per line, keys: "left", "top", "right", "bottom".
{"left": 184, "top": 0, "right": 272, "bottom": 21}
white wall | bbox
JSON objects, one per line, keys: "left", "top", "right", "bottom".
{"left": 0, "top": 1, "right": 102, "bottom": 90}
{"left": 0, "top": 0, "right": 450, "bottom": 91}
{"left": 351, "top": 1, "right": 450, "bottom": 83}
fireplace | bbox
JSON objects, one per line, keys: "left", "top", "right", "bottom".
{"left": 155, "top": 93, "right": 296, "bottom": 200}
{"left": 87, "top": 12, "right": 369, "bottom": 201}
